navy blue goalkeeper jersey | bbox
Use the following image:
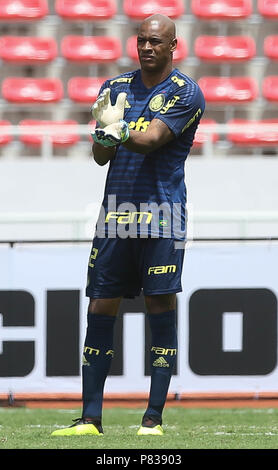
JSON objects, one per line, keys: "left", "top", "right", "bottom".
{"left": 94, "top": 68, "right": 205, "bottom": 240}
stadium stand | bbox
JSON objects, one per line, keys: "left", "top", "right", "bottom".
{"left": 19, "top": 119, "right": 80, "bottom": 146}
{"left": 258, "top": 0, "right": 278, "bottom": 18}
{"left": 88, "top": 119, "right": 96, "bottom": 131}
{"left": 262, "top": 76, "right": 278, "bottom": 102}
{"left": 193, "top": 118, "right": 219, "bottom": 147}
{"left": 68, "top": 77, "right": 107, "bottom": 103}
{"left": 227, "top": 119, "right": 278, "bottom": 146}
{"left": 123, "top": 0, "right": 185, "bottom": 20}
{"left": 0, "top": 0, "right": 49, "bottom": 20}
{"left": 0, "top": 36, "right": 58, "bottom": 63}
{"left": 264, "top": 35, "right": 278, "bottom": 60}
{"left": 61, "top": 35, "right": 122, "bottom": 62}
{"left": 197, "top": 77, "right": 258, "bottom": 103}
{"left": 126, "top": 35, "right": 188, "bottom": 62}
{"left": 194, "top": 36, "right": 256, "bottom": 62}
{"left": 55, "top": 0, "right": 117, "bottom": 20}
{"left": 0, "top": 120, "right": 12, "bottom": 146}
{"left": 191, "top": 0, "right": 253, "bottom": 20}
{"left": 1, "top": 78, "right": 64, "bottom": 103}
{"left": 88, "top": 119, "right": 96, "bottom": 141}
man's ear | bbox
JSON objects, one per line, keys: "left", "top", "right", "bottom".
{"left": 170, "top": 38, "right": 177, "bottom": 54}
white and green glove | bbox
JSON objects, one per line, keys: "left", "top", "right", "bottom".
{"left": 91, "top": 87, "right": 129, "bottom": 147}
{"left": 92, "top": 120, "right": 130, "bottom": 147}
{"left": 91, "top": 88, "right": 127, "bottom": 128}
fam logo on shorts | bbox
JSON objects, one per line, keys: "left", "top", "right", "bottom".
{"left": 149, "top": 93, "right": 165, "bottom": 112}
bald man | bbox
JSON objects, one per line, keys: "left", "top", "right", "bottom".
{"left": 51, "top": 14, "right": 205, "bottom": 438}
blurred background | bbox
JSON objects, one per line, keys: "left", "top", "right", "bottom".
{"left": 0, "top": 0, "right": 278, "bottom": 407}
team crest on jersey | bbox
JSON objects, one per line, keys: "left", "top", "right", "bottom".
{"left": 149, "top": 94, "right": 165, "bottom": 112}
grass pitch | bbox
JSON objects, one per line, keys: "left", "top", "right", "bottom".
{"left": 1, "top": 406, "right": 278, "bottom": 450}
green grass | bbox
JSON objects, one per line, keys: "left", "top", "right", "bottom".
{"left": 1, "top": 406, "right": 278, "bottom": 449}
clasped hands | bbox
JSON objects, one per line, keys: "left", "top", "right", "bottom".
{"left": 91, "top": 88, "right": 129, "bottom": 148}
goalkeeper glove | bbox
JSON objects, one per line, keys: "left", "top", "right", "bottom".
{"left": 92, "top": 120, "right": 130, "bottom": 147}
{"left": 91, "top": 88, "right": 127, "bottom": 128}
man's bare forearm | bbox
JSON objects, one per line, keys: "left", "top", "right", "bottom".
{"left": 92, "top": 119, "right": 174, "bottom": 159}
{"left": 123, "top": 130, "right": 158, "bottom": 154}
{"left": 123, "top": 119, "right": 174, "bottom": 154}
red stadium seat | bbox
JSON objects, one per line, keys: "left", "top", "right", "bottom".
{"left": 2, "top": 78, "right": 64, "bottom": 103}
{"left": 258, "top": 0, "right": 278, "bottom": 18}
{"left": 191, "top": 0, "right": 252, "bottom": 19}
{"left": 227, "top": 119, "right": 278, "bottom": 146}
{"left": 88, "top": 119, "right": 96, "bottom": 141}
{"left": 61, "top": 36, "right": 122, "bottom": 62}
{"left": 262, "top": 76, "right": 278, "bottom": 102}
{"left": 0, "top": 0, "right": 48, "bottom": 21}
{"left": 198, "top": 77, "right": 258, "bottom": 103}
{"left": 0, "top": 120, "right": 12, "bottom": 146}
{"left": 68, "top": 77, "right": 107, "bottom": 103}
{"left": 126, "top": 35, "right": 187, "bottom": 63}
{"left": 123, "top": 0, "right": 185, "bottom": 20}
{"left": 264, "top": 36, "right": 278, "bottom": 60}
{"left": 195, "top": 36, "right": 256, "bottom": 62}
{"left": 55, "top": 0, "right": 117, "bottom": 20}
{"left": 193, "top": 119, "right": 219, "bottom": 146}
{"left": 19, "top": 120, "right": 80, "bottom": 147}
{"left": 0, "top": 37, "right": 58, "bottom": 63}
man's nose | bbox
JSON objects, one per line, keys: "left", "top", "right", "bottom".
{"left": 142, "top": 40, "right": 152, "bottom": 50}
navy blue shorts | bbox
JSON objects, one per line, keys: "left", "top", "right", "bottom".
{"left": 86, "top": 237, "right": 185, "bottom": 299}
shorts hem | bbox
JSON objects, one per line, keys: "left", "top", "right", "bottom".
{"left": 86, "top": 289, "right": 141, "bottom": 299}
{"left": 143, "top": 287, "right": 182, "bottom": 296}
{"left": 86, "top": 290, "right": 122, "bottom": 299}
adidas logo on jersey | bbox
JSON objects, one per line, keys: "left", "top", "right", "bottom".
{"left": 152, "top": 357, "right": 169, "bottom": 368}
{"left": 82, "top": 355, "right": 90, "bottom": 367}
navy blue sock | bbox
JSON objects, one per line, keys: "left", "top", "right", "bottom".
{"left": 82, "top": 313, "right": 116, "bottom": 420}
{"left": 145, "top": 310, "right": 177, "bottom": 423}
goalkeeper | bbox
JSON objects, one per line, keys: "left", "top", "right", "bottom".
{"left": 51, "top": 13, "right": 205, "bottom": 437}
